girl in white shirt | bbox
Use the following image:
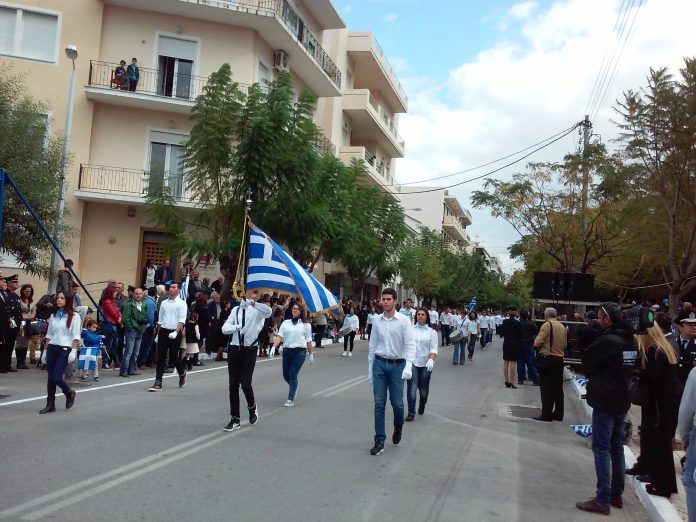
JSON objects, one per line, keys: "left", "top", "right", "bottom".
{"left": 40, "top": 292, "right": 82, "bottom": 414}
{"left": 406, "top": 308, "right": 438, "bottom": 420}
{"left": 464, "top": 311, "right": 482, "bottom": 361}
{"left": 341, "top": 306, "right": 360, "bottom": 357}
{"left": 272, "top": 302, "right": 314, "bottom": 407}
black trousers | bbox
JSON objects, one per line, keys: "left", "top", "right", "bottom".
{"left": 228, "top": 346, "right": 257, "bottom": 418}
{"left": 155, "top": 328, "right": 185, "bottom": 383}
{"left": 538, "top": 355, "right": 564, "bottom": 419}
{"left": 315, "top": 325, "right": 326, "bottom": 347}
{"left": 343, "top": 332, "right": 355, "bottom": 352}
{"left": 0, "top": 329, "right": 18, "bottom": 370}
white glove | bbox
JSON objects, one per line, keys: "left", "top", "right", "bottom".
{"left": 168, "top": 331, "right": 177, "bottom": 339}
{"left": 308, "top": 353, "right": 314, "bottom": 365}
{"left": 401, "top": 361, "right": 413, "bottom": 380}
{"left": 368, "top": 363, "right": 373, "bottom": 384}
{"left": 426, "top": 359, "right": 434, "bottom": 372}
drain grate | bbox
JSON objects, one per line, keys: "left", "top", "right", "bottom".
{"left": 507, "top": 405, "right": 541, "bottom": 419}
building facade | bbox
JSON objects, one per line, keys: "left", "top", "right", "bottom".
{"left": 0, "top": 0, "right": 407, "bottom": 297}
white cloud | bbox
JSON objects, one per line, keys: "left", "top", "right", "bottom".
{"left": 395, "top": 0, "right": 696, "bottom": 273}
{"left": 383, "top": 12, "right": 398, "bottom": 23}
{"left": 498, "top": 1, "right": 538, "bottom": 30}
{"left": 388, "top": 56, "right": 410, "bottom": 74}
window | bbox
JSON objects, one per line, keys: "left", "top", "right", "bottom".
{"left": 156, "top": 35, "right": 197, "bottom": 100}
{"left": 257, "top": 61, "right": 272, "bottom": 89}
{"left": 0, "top": 6, "right": 58, "bottom": 62}
{"left": 148, "top": 131, "right": 187, "bottom": 200}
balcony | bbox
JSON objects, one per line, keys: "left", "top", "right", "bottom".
{"left": 314, "top": 132, "right": 336, "bottom": 156}
{"left": 338, "top": 146, "right": 397, "bottom": 192}
{"left": 347, "top": 32, "right": 407, "bottom": 113}
{"left": 103, "top": 0, "right": 342, "bottom": 96}
{"left": 444, "top": 194, "right": 473, "bottom": 225}
{"left": 342, "top": 89, "right": 405, "bottom": 158}
{"left": 442, "top": 215, "right": 470, "bottom": 244}
{"left": 75, "top": 164, "right": 200, "bottom": 208}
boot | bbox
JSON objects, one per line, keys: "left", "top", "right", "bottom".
{"left": 65, "top": 389, "right": 76, "bottom": 409}
{"left": 16, "top": 348, "right": 28, "bottom": 369}
{"left": 215, "top": 348, "right": 224, "bottom": 362}
{"left": 39, "top": 398, "right": 56, "bottom": 414}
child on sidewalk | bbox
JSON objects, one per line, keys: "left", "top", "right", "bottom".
{"left": 184, "top": 312, "right": 200, "bottom": 372}
{"left": 80, "top": 319, "right": 102, "bottom": 383}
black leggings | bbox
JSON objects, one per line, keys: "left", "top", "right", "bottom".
{"left": 343, "top": 332, "right": 355, "bottom": 352}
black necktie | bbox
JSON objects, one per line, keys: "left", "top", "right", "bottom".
{"left": 240, "top": 307, "right": 246, "bottom": 346}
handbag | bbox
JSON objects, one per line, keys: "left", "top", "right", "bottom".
{"left": 27, "top": 319, "right": 48, "bottom": 336}
{"left": 629, "top": 379, "right": 649, "bottom": 406}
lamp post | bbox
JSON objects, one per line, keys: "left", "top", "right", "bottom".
{"left": 48, "top": 45, "right": 78, "bottom": 293}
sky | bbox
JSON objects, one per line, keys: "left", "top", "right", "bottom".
{"left": 333, "top": 0, "right": 696, "bottom": 274}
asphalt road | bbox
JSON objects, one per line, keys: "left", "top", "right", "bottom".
{"left": 0, "top": 337, "right": 649, "bottom": 522}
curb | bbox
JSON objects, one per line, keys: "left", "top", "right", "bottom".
{"left": 565, "top": 367, "right": 683, "bottom": 522}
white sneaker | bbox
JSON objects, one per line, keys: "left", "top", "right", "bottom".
{"left": 341, "top": 352, "right": 348, "bottom": 357}
{"left": 283, "top": 400, "right": 294, "bottom": 407}
{"left": 348, "top": 352, "right": 353, "bottom": 357}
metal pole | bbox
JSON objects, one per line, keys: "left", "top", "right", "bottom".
{"left": 48, "top": 57, "right": 77, "bottom": 293}
{"left": 580, "top": 114, "right": 591, "bottom": 234}
{"left": 0, "top": 170, "right": 5, "bottom": 245}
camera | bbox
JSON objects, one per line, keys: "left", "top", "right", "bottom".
{"left": 622, "top": 305, "right": 655, "bottom": 334}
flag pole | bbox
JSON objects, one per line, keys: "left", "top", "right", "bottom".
{"left": 233, "top": 191, "right": 252, "bottom": 301}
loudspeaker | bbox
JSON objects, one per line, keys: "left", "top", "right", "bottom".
{"left": 533, "top": 272, "right": 594, "bottom": 301}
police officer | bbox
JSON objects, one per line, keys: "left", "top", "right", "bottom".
{"left": 676, "top": 312, "right": 696, "bottom": 386}
{"left": 0, "top": 273, "right": 14, "bottom": 373}
{"left": 4, "top": 275, "right": 23, "bottom": 370}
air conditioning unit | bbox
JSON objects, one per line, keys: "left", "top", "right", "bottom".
{"left": 274, "top": 50, "right": 289, "bottom": 72}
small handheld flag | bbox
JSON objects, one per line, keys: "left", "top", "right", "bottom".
{"left": 78, "top": 348, "right": 99, "bottom": 371}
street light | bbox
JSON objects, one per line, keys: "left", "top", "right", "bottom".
{"left": 48, "top": 45, "right": 78, "bottom": 293}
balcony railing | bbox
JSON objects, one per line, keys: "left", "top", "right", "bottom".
{"left": 214, "top": 0, "right": 341, "bottom": 87}
{"left": 78, "top": 164, "right": 195, "bottom": 203}
{"left": 367, "top": 92, "right": 405, "bottom": 150}
{"left": 371, "top": 36, "right": 408, "bottom": 104}
{"left": 314, "top": 132, "right": 336, "bottom": 156}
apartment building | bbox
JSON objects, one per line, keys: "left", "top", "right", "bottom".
{"left": 0, "top": 0, "right": 407, "bottom": 294}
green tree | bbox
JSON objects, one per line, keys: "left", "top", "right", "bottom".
{"left": 0, "top": 71, "right": 67, "bottom": 277}
{"left": 398, "top": 227, "right": 446, "bottom": 303}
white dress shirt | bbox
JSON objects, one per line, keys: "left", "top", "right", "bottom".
{"left": 222, "top": 301, "right": 272, "bottom": 347}
{"left": 479, "top": 316, "right": 488, "bottom": 329}
{"left": 452, "top": 314, "right": 465, "bottom": 331}
{"left": 488, "top": 316, "right": 496, "bottom": 330}
{"left": 428, "top": 310, "right": 439, "bottom": 326}
{"left": 440, "top": 312, "right": 451, "bottom": 326}
{"left": 368, "top": 312, "right": 416, "bottom": 369}
{"left": 46, "top": 311, "right": 82, "bottom": 347}
{"left": 399, "top": 307, "right": 416, "bottom": 324}
{"left": 463, "top": 318, "right": 479, "bottom": 335}
{"left": 158, "top": 296, "right": 188, "bottom": 330}
{"left": 367, "top": 312, "right": 376, "bottom": 325}
{"left": 277, "top": 319, "right": 312, "bottom": 347}
{"left": 412, "top": 324, "right": 438, "bottom": 367}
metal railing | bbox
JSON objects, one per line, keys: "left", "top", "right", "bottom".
{"left": 78, "top": 164, "right": 195, "bottom": 203}
{"left": 212, "top": 0, "right": 341, "bottom": 87}
{"left": 365, "top": 93, "right": 405, "bottom": 150}
{"left": 364, "top": 149, "right": 376, "bottom": 166}
{"left": 88, "top": 61, "right": 212, "bottom": 103}
{"left": 314, "top": 132, "right": 336, "bottom": 156}
{"left": 371, "top": 35, "right": 408, "bottom": 103}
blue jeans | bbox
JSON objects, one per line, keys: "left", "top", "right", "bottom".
{"left": 592, "top": 408, "right": 626, "bottom": 506}
{"left": 683, "top": 429, "right": 696, "bottom": 520}
{"left": 441, "top": 325, "right": 450, "bottom": 345}
{"left": 517, "top": 341, "right": 539, "bottom": 384}
{"left": 467, "top": 334, "right": 477, "bottom": 358}
{"left": 480, "top": 328, "right": 488, "bottom": 348}
{"left": 122, "top": 330, "right": 143, "bottom": 374}
{"left": 137, "top": 325, "right": 154, "bottom": 366}
{"left": 45, "top": 344, "right": 71, "bottom": 399}
{"left": 102, "top": 322, "right": 120, "bottom": 365}
{"left": 406, "top": 365, "right": 432, "bottom": 415}
{"left": 486, "top": 328, "right": 493, "bottom": 344}
{"left": 452, "top": 338, "right": 465, "bottom": 364}
{"left": 372, "top": 357, "right": 405, "bottom": 443}
{"left": 282, "top": 347, "right": 306, "bottom": 400}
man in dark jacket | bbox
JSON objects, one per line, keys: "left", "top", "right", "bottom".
{"left": 576, "top": 302, "right": 633, "bottom": 515}
{"left": 154, "top": 260, "right": 174, "bottom": 286}
{"left": 577, "top": 311, "right": 601, "bottom": 354}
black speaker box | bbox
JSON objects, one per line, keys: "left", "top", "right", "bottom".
{"left": 533, "top": 272, "right": 594, "bottom": 301}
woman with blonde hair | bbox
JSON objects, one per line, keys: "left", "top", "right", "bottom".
{"left": 631, "top": 324, "right": 682, "bottom": 498}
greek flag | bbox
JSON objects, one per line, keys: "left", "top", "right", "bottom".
{"left": 78, "top": 347, "right": 99, "bottom": 371}
{"left": 246, "top": 223, "right": 343, "bottom": 318}
{"left": 571, "top": 424, "right": 593, "bottom": 438}
{"left": 467, "top": 296, "right": 477, "bottom": 312}
{"left": 180, "top": 274, "right": 190, "bottom": 302}
{"left": 575, "top": 376, "right": 589, "bottom": 387}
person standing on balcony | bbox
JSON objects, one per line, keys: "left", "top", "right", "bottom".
{"left": 115, "top": 60, "right": 127, "bottom": 90}
{"left": 126, "top": 58, "right": 139, "bottom": 92}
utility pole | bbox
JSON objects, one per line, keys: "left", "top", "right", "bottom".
{"left": 580, "top": 114, "right": 592, "bottom": 234}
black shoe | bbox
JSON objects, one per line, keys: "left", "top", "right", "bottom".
{"left": 610, "top": 496, "right": 623, "bottom": 509}
{"left": 625, "top": 465, "right": 642, "bottom": 476}
{"left": 405, "top": 414, "right": 415, "bottom": 422}
{"left": 575, "top": 497, "right": 610, "bottom": 515}
{"left": 178, "top": 371, "right": 187, "bottom": 388}
{"left": 392, "top": 426, "right": 402, "bottom": 445}
{"left": 533, "top": 416, "right": 552, "bottom": 422}
{"left": 418, "top": 403, "right": 425, "bottom": 415}
{"left": 369, "top": 441, "right": 384, "bottom": 456}
{"left": 223, "top": 417, "right": 241, "bottom": 432}
{"left": 7, "top": 368, "right": 18, "bottom": 373}
{"left": 65, "top": 389, "right": 76, "bottom": 409}
{"left": 552, "top": 415, "right": 563, "bottom": 421}
{"left": 249, "top": 404, "right": 258, "bottom": 425}
{"left": 39, "top": 399, "right": 56, "bottom": 414}
{"left": 635, "top": 474, "right": 651, "bottom": 483}
{"left": 518, "top": 381, "right": 524, "bottom": 385}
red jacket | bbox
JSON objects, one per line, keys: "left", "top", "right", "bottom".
{"left": 101, "top": 299, "right": 122, "bottom": 324}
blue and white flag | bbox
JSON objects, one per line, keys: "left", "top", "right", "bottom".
{"left": 570, "top": 424, "right": 593, "bottom": 438}
{"left": 180, "top": 274, "right": 190, "bottom": 302}
{"left": 246, "top": 223, "right": 343, "bottom": 318}
{"left": 78, "top": 347, "right": 99, "bottom": 371}
{"left": 575, "top": 376, "right": 589, "bottom": 387}
{"left": 467, "top": 296, "right": 477, "bottom": 312}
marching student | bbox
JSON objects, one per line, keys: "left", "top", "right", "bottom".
{"left": 399, "top": 298, "right": 416, "bottom": 324}
{"left": 149, "top": 282, "right": 188, "bottom": 392}
{"left": 366, "top": 305, "right": 377, "bottom": 340}
{"left": 184, "top": 312, "right": 201, "bottom": 371}
{"left": 428, "top": 306, "right": 439, "bottom": 332}
{"left": 406, "top": 308, "right": 438, "bottom": 420}
{"left": 221, "top": 291, "right": 272, "bottom": 431}
{"left": 341, "top": 306, "right": 359, "bottom": 357}
{"left": 452, "top": 309, "right": 467, "bottom": 365}
{"left": 478, "top": 310, "right": 489, "bottom": 350}
{"left": 439, "top": 306, "right": 452, "bottom": 346}
{"left": 272, "top": 302, "right": 315, "bottom": 407}
{"left": 464, "top": 311, "right": 481, "bottom": 361}
{"left": 368, "top": 288, "right": 416, "bottom": 456}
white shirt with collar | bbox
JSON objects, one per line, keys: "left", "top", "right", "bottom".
{"left": 412, "top": 323, "right": 438, "bottom": 367}
{"left": 46, "top": 311, "right": 82, "bottom": 347}
{"left": 463, "top": 317, "right": 479, "bottom": 335}
{"left": 221, "top": 300, "right": 272, "bottom": 347}
{"left": 488, "top": 316, "right": 496, "bottom": 330}
{"left": 158, "top": 296, "right": 188, "bottom": 330}
{"left": 479, "top": 316, "right": 489, "bottom": 329}
{"left": 399, "top": 307, "right": 416, "bottom": 324}
{"left": 277, "top": 319, "right": 312, "bottom": 348}
{"left": 439, "top": 312, "right": 451, "bottom": 326}
{"left": 368, "top": 311, "right": 416, "bottom": 369}
{"left": 428, "top": 310, "right": 439, "bottom": 325}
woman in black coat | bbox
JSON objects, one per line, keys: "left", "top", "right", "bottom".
{"left": 632, "top": 325, "right": 682, "bottom": 497}
{"left": 500, "top": 310, "right": 521, "bottom": 389}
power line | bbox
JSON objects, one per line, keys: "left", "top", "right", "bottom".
{"left": 398, "top": 125, "right": 579, "bottom": 186}
{"left": 393, "top": 123, "right": 581, "bottom": 195}
{"left": 596, "top": 274, "right": 696, "bottom": 291}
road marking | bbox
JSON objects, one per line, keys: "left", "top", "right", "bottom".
{"left": 322, "top": 377, "right": 368, "bottom": 397}
{"left": 0, "top": 358, "right": 279, "bottom": 407}
{"left": 1, "top": 373, "right": 367, "bottom": 520}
